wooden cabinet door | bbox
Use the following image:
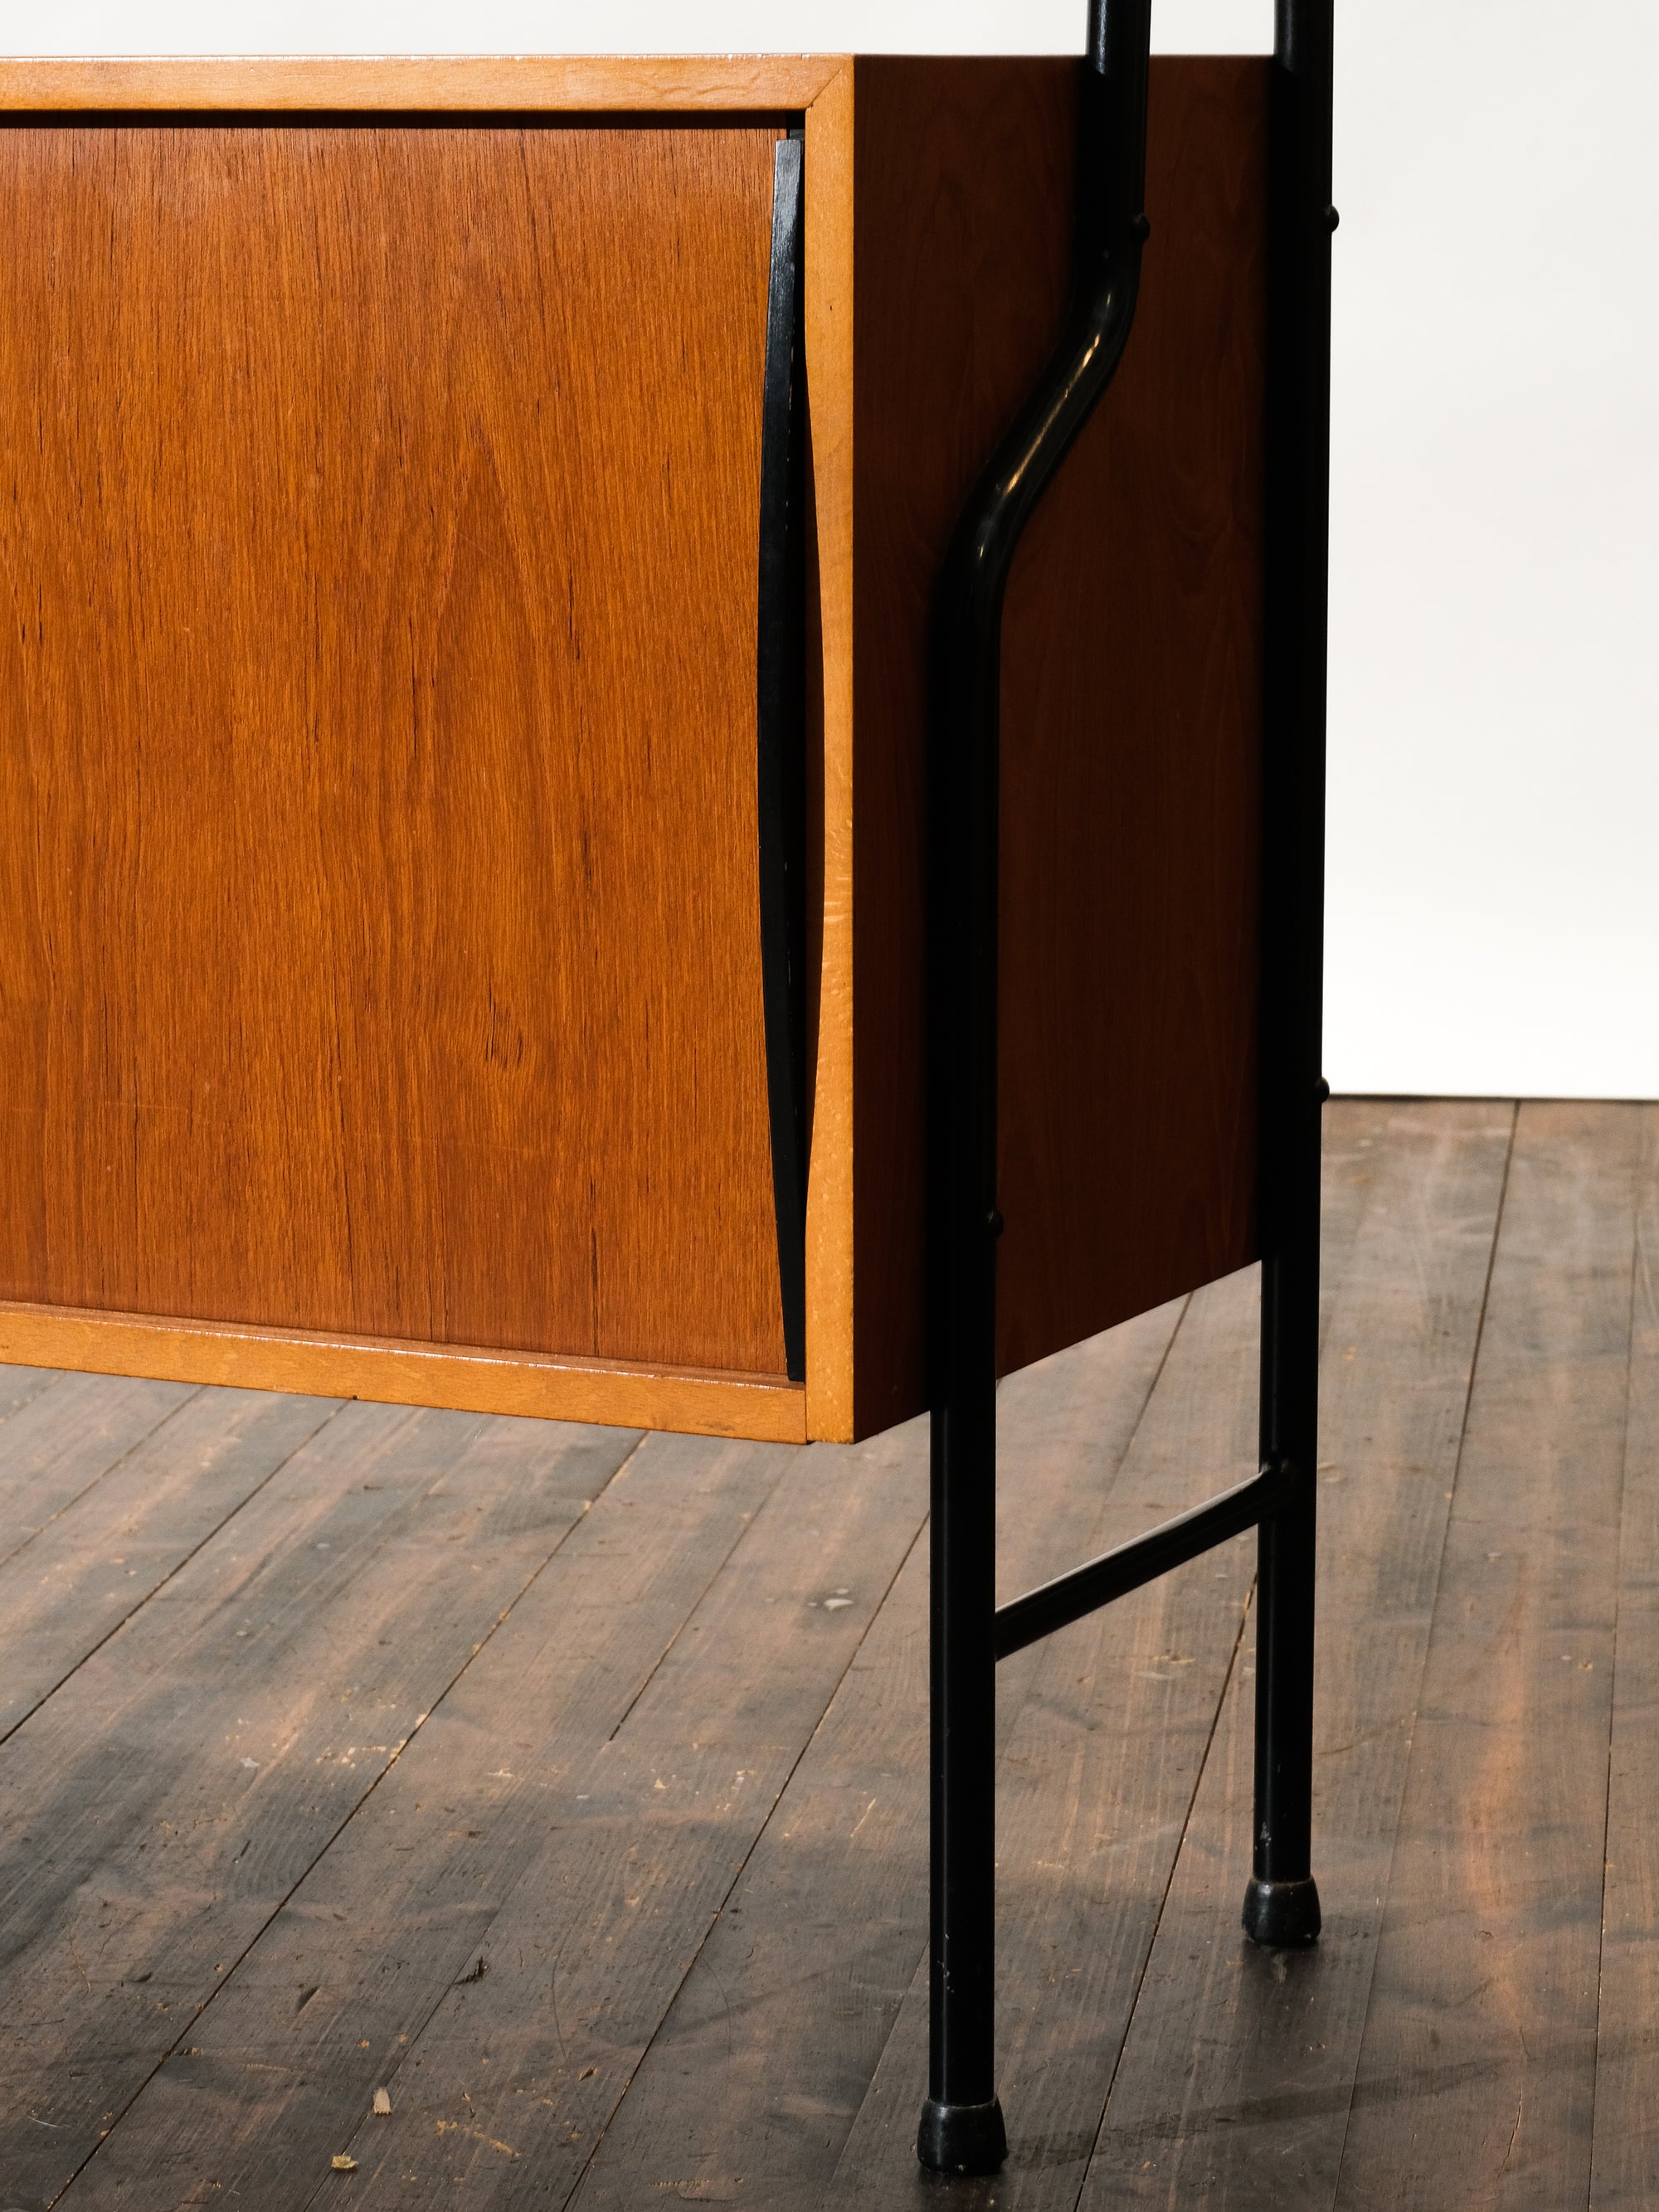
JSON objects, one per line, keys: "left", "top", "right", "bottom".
{"left": 0, "top": 120, "right": 791, "bottom": 1377}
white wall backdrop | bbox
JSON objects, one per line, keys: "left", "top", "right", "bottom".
{"left": 4, "top": 0, "right": 1267, "bottom": 58}
{"left": 1326, "top": 1, "right": 1659, "bottom": 1099}
{"left": 11, "top": 1, "right": 1656, "bottom": 1098}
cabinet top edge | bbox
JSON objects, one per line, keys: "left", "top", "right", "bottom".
{"left": 0, "top": 53, "right": 863, "bottom": 112}
{"left": 0, "top": 54, "right": 1265, "bottom": 115}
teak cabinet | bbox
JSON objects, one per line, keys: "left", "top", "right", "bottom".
{"left": 0, "top": 54, "right": 1267, "bottom": 1444}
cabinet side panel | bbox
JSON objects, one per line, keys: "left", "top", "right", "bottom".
{"left": 851, "top": 56, "right": 1078, "bottom": 1435}
{"left": 996, "top": 59, "right": 1269, "bottom": 1374}
{"left": 0, "top": 122, "right": 789, "bottom": 1376}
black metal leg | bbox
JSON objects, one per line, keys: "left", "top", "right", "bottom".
{"left": 919, "top": 0, "right": 1335, "bottom": 2154}
{"left": 920, "top": 1396, "right": 1007, "bottom": 2174}
{"left": 1243, "top": 1248, "right": 1322, "bottom": 1946}
{"left": 917, "top": 0, "right": 1151, "bottom": 2175}
{"left": 1244, "top": 0, "right": 1333, "bottom": 1951}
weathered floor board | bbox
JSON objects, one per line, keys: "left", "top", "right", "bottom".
{"left": 1331, "top": 1101, "right": 1641, "bottom": 2210}
{"left": 0, "top": 1365, "right": 71, "bottom": 1429}
{"left": 329, "top": 1422, "right": 936, "bottom": 2208}
{"left": 85, "top": 1427, "right": 902, "bottom": 2208}
{"left": 1591, "top": 1102, "right": 1659, "bottom": 2208}
{"left": 818, "top": 1101, "right": 1477, "bottom": 2212}
{"left": 1083, "top": 1098, "right": 1516, "bottom": 2209}
{"left": 573, "top": 1299, "right": 1187, "bottom": 2210}
{"left": 0, "top": 1403, "right": 646, "bottom": 2208}
{"left": 0, "top": 1373, "right": 197, "bottom": 1569}
{"left": 0, "top": 1388, "right": 343, "bottom": 1743}
{"left": 823, "top": 1264, "right": 1265, "bottom": 2210}
{"left": 0, "top": 1101, "right": 1646, "bottom": 2212}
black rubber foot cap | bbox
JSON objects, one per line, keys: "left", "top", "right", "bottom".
{"left": 1242, "top": 1874, "right": 1322, "bottom": 1947}
{"left": 917, "top": 2096, "right": 1008, "bottom": 2175}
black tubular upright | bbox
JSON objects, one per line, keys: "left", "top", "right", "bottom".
{"left": 1246, "top": 0, "right": 1335, "bottom": 1951}
{"left": 921, "top": 0, "right": 1152, "bottom": 2178}
{"left": 921, "top": 0, "right": 1335, "bottom": 2175}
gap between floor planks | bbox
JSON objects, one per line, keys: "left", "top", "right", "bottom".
{"left": 77, "top": 1418, "right": 930, "bottom": 2210}
{"left": 817, "top": 1097, "right": 1517, "bottom": 2210}
{"left": 0, "top": 1399, "right": 650, "bottom": 2206}
{"left": 85, "top": 1096, "right": 1415, "bottom": 2203}
{"left": 1327, "top": 1102, "right": 1652, "bottom": 2211}
{"left": 1080, "top": 1097, "right": 1517, "bottom": 2210}
{"left": 7, "top": 1099, "right": 1649, "bottom": 2210}
{"left": 569, "top": 1101, "right": 1401, "bottom": 2210}
{"left": 2, "top": 1101, "right": 1459, "bottom": 2206}
{"left": 1078, "top": 1101, "right": 1648, "bottom": 2212}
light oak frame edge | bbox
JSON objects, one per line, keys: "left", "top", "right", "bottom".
{"left": 801, "top": 61, "right": 858, "bottom": 1442}
{"left": 0, "top": 54, "right": 852, "bottom": 110}
{"left": 0, "top": 1302, "right": 809, "bottom": 1443}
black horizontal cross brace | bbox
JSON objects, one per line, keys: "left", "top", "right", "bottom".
{"left": 993, "top": 1458, "right": 1297, "bottom": 1661}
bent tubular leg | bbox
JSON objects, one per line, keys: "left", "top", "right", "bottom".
{"left": 922, "top": 0, "right": 1152, "bottom": 2174}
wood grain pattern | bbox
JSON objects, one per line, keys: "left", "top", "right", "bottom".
{"left": 1, "top": 58, "right": 1274, "bottom": 1440}
{"left": 571, "top": 1302, "right": 1184, "bottom": 2206}
{"left": 998, "top": 59, "right": 1269, "bottom": 1375}
{"left": 0, "top": 1384, "right": 341, "bottom": 1743}
{"left": 0, "top": 1300, "right": 807, "bottom": 1442}
{"left": 1331, "top": 1102, "right": 1640, "bottom": 2209}
{"left": 0, "top": 121, "right": 789, "bottom": 1378}
{"left": 801, "top": 62, "right": 859, "bottom": 1441}
{"left": 0, "top": 53, "right": 850, "bottom": 111}
{"left": 82, "top": 1419, "right": 921, "bottom": 2205}
{"left": 48, "top": 1425, "right": 795, "bottom": 2208}
{"left": 1589, "top": 1102, "right": 1659, "bottom": 2207}
{"left": 0, "top": 1363, "right": 64, "bottom": 1443}
{"left": 845, "top": 56, "right": 1075, "bottom": 1436}
{"left": 1085, "top": 1101, "right": 1515, "bottom": 2210}
{"left": 611, "top": 1112, "right": 1465, "bottom": 2209}
{"left": 830, "top": 1266, "right": 1264, "bottom": 2206}
{"left": 0, "top": 1368, "right": 196, "bottom": 1567}
{"left": 0, "top": 1395, "right": 645, "bottom": 2207}
{"left": 840, "top": 59, "right": 1270, "bottom": 1432}
{"left": 333, "top": 1422, "right": 927, "bottom": 2205}
{"left": 2, "top": 1102, "right": 1653, "bottom": 2200}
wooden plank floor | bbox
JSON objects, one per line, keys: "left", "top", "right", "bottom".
{"left": 0, "top": 1098, "right": 1652, "bottom": 2210}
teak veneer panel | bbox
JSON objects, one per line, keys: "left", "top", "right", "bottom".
{"left": 0, "top": 56, "right": 1272, "bottom": 1441}
{"left": 840, "top": 57, "right": 1268, "bottom": 1430}
{"left": 841, "top": 56, "right": 1082, "bottom": 1436}
{"left": 997, "top": 59, "right": 1267, "bottom": 1376}
{"left": 0, "top": 119, "right": 789, "bottom": 1379}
